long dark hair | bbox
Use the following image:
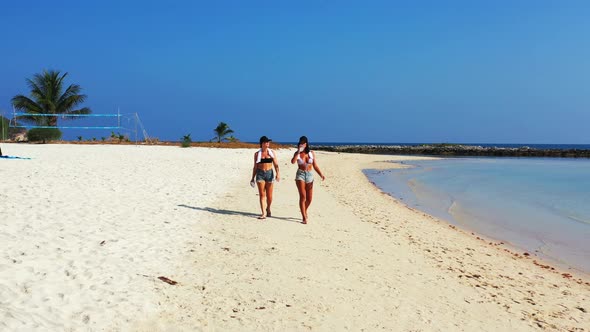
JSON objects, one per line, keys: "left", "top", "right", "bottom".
{"left": 299, "top": 136, "right": 310, "bottom": 154}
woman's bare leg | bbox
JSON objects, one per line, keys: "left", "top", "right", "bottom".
{"left": 265, "top": 182, "right": 274, "bottom": 217}
{"left": 257, "top": 181, "right": 267, "bottom": 219}
{"left": 295, "top": 180, "right": 308, "bottom": 223}
{"left": 305, "top": 182, "right": 314, "bottom": 214}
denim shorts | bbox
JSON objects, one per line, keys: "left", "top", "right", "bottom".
{"left": 256, "top": 169, "right": 275, "bottom": 183}
{"left": 295, "top": 169, "right": 314, "bottom": 183}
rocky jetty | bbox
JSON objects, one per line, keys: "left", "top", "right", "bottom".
{"left": 314, "top": 144, "right": 590, "bottom": 158}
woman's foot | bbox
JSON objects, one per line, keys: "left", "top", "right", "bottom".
{"left": 301, "top": 218, "right": 307, "bottom": 224}
{"left": 258, "top": 215, "right": 266, "bottom": 220}
{"left": 266, "top": 208, "right": 272, "bottom": 218}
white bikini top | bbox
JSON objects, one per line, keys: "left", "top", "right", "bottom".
{"left": 256, "top": 148, "right": 275, "bottom": 164}
{"left": 297, "top": 150, "right": 314, "bottom": 166}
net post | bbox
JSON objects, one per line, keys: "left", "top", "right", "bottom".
{"left": 135, "top": 112, "right": 138, "bottom": 145}
{"left": 1, "top": 110, "right": 5, "bottom": 141}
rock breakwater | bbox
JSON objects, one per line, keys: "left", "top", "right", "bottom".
{"left": 314, "top": 144, "right": 590, "bottom": 158}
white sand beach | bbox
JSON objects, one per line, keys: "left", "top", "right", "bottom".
{"left": 1, "top": 143, "right": 588, "bottom": 331}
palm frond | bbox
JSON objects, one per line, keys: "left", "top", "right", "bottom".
{"left": 61, "top": 107, "right": 92, "bottom": 119}
{"left": 58, "top": 93, "right": 88, "bottom": 113}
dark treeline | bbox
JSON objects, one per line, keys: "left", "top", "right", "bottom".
{"left": 313, "top": 144, "right": 590, "bottom": 158}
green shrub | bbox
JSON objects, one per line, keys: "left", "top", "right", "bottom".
{"left": 27, "top": 128, "right": 62, "bottom": 143}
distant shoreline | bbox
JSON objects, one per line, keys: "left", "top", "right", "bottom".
{"left": 3, "top": 140, "right": 590, "bottom": 157}
{"left": 312, "top": 144, "right": 590, "bottom": 158}
{"left": 0, "top": 140, "right": 291, "bottom": 150}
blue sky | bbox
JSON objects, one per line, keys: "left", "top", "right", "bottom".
{"left": 1, "top": 1, "right": 589, "bottom": 143}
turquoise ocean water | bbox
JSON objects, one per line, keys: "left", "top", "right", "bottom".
{"left": 364, "top": 157, "right": 590, "bottom": 273}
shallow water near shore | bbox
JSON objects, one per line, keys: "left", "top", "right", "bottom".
{"left": 365, "top": 157, "right": 590, "bottom": 273}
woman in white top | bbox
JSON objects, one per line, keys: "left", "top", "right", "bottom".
{"left": 251, "top": 136, "right": 280, "bottom": 219}
{"left": 290, "top": 136, "right": 325, "bottom": 224}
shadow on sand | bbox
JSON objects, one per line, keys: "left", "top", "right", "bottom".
{"left": 178, "top": 204, "right": 301, "bottom": 223}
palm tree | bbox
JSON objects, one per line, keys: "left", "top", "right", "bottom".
{"left": 181, "top": 133, "right": 192, "bottom": 148}
{"left": 11, "top": 70, "right": 91, "bottom": 127}
{"left": 212, "top": 122, "right": 234, "bottom": 143}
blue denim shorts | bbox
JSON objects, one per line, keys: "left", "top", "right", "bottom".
{"left": 256, "top": 169, "right": 275, "bottom": 183}
{"left": 295, "top": 169, "right": 314, "bottom": 183}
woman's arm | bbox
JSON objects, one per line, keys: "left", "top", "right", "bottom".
{"left": 291, "top": 150, "right": 299, "bottom": 164}
{"left": 312, "top": 155, "right": 326, "bottom": 181}
{"left": 251, "top": 151, "right": 258, "bottom": 181}
{"left": 273, "top": 155, "right": 280, "bottom": 182}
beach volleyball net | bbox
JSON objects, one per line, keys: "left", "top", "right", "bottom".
{"left": 8, "top": 111, "right": 151, "bottom": 143}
